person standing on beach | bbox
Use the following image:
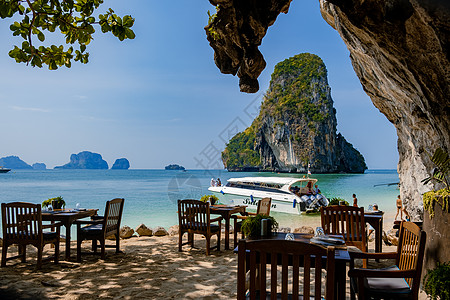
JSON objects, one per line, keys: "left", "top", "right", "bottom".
{"left": 402, "top": 205, "right": 410, "bottom": 221}
{"left": 395, "top": 195, "right": 403, "bottom": 220}
{"left": 352, "top": 194, "right": 358, "bottom": 207}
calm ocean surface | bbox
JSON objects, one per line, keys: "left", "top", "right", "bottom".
{"left": 0, "top": 169, "right": 399, "bottom": 234}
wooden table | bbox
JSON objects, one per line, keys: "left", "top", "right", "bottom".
{"left": 42, "top": 209, "right": 98, "bottom": 260}
{"left": 238, "top": 232, "right": 350, "bottom": 300}
{"left": 210, "top": 205, "right": 246, "bottom": 250}
{"left": 365, "top": 212, "right": 384, "bottom": 254}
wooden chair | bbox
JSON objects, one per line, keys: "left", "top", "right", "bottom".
{"left": 1, "top": 202, "right": 62, "bottom": 269}
{"left": 321, "top": 205, "right": 367, "bottom": 251}
{"left": 348, "top": 221, "right": 426, "bottom": 300}
{"left": 233, "top": 197, "right": 272, "bottom": 248}
{"left": 237, "top": 239, "right": 336, "bottom": 300}
{"left": 76, "top": 198, "right": 124, "bottom": 262}
{"left": 178, "top": 199, "right": 222, "bottom": 255}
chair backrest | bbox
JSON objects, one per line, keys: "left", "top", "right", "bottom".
{"left": 320, "top": 205, "right": 367, "bottom": 251}
{"left": 178, "top": 199, "right": 211, "bottom": 232}
{"left": 256, "top": 197, "right": 272, "bottom": 216}
{"left": 103, "top": 198, "right": 125, "bottom": 237}
{"left": 1, "top": 202, "right": 43, "bottom": 245}
{"left": 237, "top": 239, "right": 335, "bottom": 300}
{"left": 396, "top": 221, "right": 426, "bottom": 289}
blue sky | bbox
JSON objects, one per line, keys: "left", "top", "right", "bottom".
{"left": 0, "top": 1, "right": 398, "bottom": 169}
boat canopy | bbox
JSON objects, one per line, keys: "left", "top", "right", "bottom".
{"left": 226, "top": 177, "right": 317, "bottom": 189}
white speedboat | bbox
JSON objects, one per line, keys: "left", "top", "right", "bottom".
{"left": 208, "top": 176, "right": 328, "bottom": 214}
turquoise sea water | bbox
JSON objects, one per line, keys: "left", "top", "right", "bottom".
{"left": 0, "top": 169, "right": 400, "bottom": 234}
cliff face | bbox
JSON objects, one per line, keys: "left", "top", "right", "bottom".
{"left": 319, "top": 0, "right": 450, "bottom": 220}
{"left": 55, "top": 151, "right": 108, "bottom": 169}
{"left": 206, "top": 0, "right": 449, "bottom": 220}
{"left": 223, "top": 53, "right": 367, "bottom": 173}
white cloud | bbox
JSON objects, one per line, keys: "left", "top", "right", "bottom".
{"left": 10, "top": 106, "right": 50, "bottom": 113}
{"left": 73, "top": 95, "right": 88, "bottom": 100}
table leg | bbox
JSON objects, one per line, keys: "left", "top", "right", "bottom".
{"left": 375, "top": 219, "right": 382, "bottom": 262}
{"left": 336, "top": 260, "right": 347, "bottom": 300}
{"left": 224, "top": 216, "right": 230, "bottom": 250}
{"left": 65, "top": 223, "right": 71, "bottom": 260}
{"left": 377, "top": 219, "right": 382, "bottom": 253}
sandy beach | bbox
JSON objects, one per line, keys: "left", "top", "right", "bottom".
{"left": 0, "top": 219, "right": 427, "bottom": 300}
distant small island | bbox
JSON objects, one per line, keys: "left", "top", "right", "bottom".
{"left": 165, "top": 164, "right": 185, "bottom": 170}
{"left": 55, "top": 151, "right": 108, "bottom": 169}
{"left": 111, "top": 158, "right": 130, "bottom": 170}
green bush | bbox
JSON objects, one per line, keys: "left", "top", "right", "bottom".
{"left": 423, "top": 262, "right": 450, "bottom": 300}
{"left": 200, "top": 195, "right": 219, "bottom": 205}
{"left": 42, "top": 196, "right": 65, "bottom": 209}
{"left": 328, "top": 197, "right": 349, "bottom": 206}
{"left": 241, "top": 215, "right": 278, "bottom": 237}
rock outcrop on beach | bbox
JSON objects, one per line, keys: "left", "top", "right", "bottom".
{"left": 205, "top": 0, "right": 449, "bottom": 220}
{"left": 54, "top": 151, "right": 108, "bottom": 169}
{"left": 111, "top": 158, "right": 130, "bottom": 170}
{"left": 32, "top": 163, "right": 46, "bottom": 170}
{"left": 0, "top": 156, "right": 33, "bottom": 169}
{"left": 222, "top": 53, "right": 367, "bottom": 173}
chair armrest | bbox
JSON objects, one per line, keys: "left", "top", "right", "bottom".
{"left": 43, "top": 222, "right": 63, "bottom": 229}
{"left": 210, "top": 216, "right": 223, "bottom": 223}
{"left": 232, "top": 215, "right": 248, "bottom": 221}
{"left": 348, "top": 268, "right": 417, "bottom": 279}
{"left": 349, "top": 251, "right": 397, "bottom": 260}
{"left": 74, "top": 219, "right": 103, "bottom": 225}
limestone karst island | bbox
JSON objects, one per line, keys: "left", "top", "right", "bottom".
{"left": 222, "top": 53, "right": 367, "bottom": 173}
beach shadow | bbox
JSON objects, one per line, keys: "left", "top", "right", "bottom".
{"left": 0, "top": 236, "right": 238, "bottom": 299}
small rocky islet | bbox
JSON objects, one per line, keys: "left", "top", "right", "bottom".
{"left": 164, "top": 164, "right": 185, "bottom": 170}
{"left": 0, "top": 151, "right": 130, "bottom": 170}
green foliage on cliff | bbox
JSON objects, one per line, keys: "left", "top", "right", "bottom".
{"left": 222, "top": 128, "right": 260, "bottom": 170}
{"left": 262, "top": 53, "right": 330, "bottom": 123}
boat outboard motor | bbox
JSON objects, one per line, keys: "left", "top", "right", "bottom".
{"left": 308, "top": 196, "right": 320, "bottom": 209}
{"left": 317, "top": 194, "right": 328, "bottom": 206}
{"left": 301, "top": 195, "right": 311, "bottom": 205}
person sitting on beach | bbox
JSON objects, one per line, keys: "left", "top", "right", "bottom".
{"left": 368, "top": 204, "right": 380, "bottom": 236}
{"left": 402, "top": 205, "right": 411, "bottom": 221}
{"left": 394, "top": 195, "right": 403, "bottom": 220}
{"left": 352, "top": 194, "right": 358, "bottom": 207}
